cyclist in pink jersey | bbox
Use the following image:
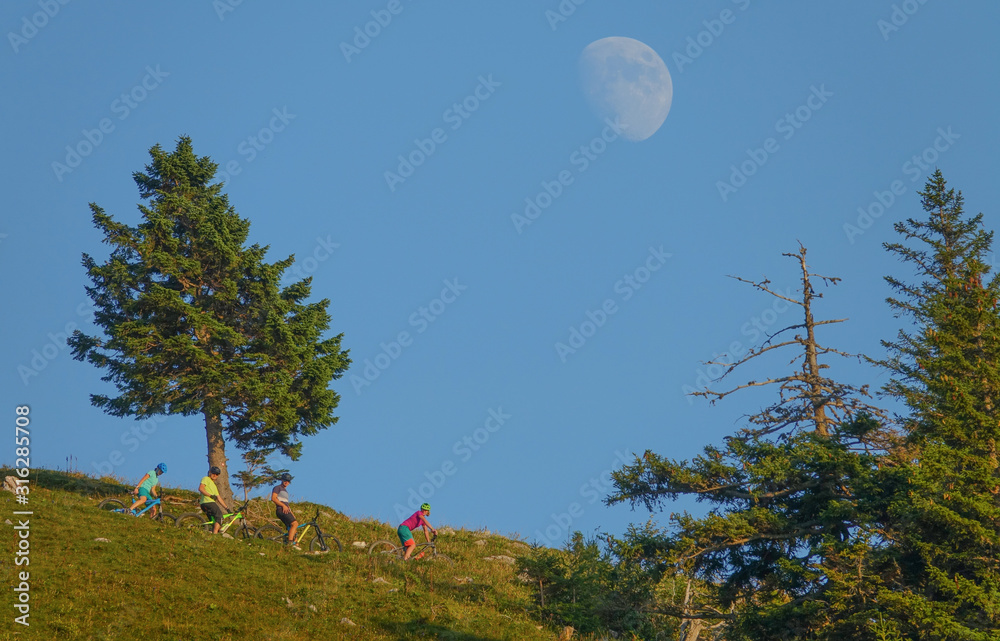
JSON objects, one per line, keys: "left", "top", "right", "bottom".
{"left": 398, "top": 502, "right": 437, "bottom": 560}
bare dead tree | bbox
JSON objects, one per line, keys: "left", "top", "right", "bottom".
{"left": 691, "top": 243, "right": 889, "bottom": 446}
{"left": 609, "top": 245, "right": 897, "bottom": 640}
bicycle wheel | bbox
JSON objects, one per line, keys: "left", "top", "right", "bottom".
{"left": 155, "top": 511, "right": 177, "bottom": 526}
{"left": 427, "top": 552, "right": 454, "bottom": 566}
{"left": 235, "top": 524, "right": 257, "bottom": 540}
{"left": 97, "top": 498, "right": 127, "bottom": 513}
{"left": 368, "top": 540, "right": 401, "bottom": 560}
{"left": 310, "top": 533, "right": 342, "bottom": 553}
{"left": 415, "top": 545, "right": 454, "bottom": 565}
{"left": 176, "top": 513, "right": 211, "bottom": 532}
{"left": 255, "top": 524, "right": 286, "bottom": 543}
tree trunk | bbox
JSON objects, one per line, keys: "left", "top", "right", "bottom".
{"left": 800, "top": 255, "right": 830, "bottom": 437}
{"left": 679, "top": 619, "right": 704, "bottom": 641}
{"left": 204, "top": 404, "right": 234, "bottom": 507}
{"left": 678, "top": 577, "right": 704, "bottom": 641}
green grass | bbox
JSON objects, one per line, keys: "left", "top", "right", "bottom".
{"left": 1, "top": 468, "right": 585, "bottom": 640}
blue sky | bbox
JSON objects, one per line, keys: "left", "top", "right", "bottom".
{"left": 2, "top": 2, "right": 998, "bottom": 546}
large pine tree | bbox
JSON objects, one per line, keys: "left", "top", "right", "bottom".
{"left": 875, "top": 170, "right": 1000, "bottom": 638}
{"left": 69, "top": 137, "right": 350, "bottom": 503}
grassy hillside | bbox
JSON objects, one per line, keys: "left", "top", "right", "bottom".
{"left": 2, "top": 468, "right": 592, "bottom": 641}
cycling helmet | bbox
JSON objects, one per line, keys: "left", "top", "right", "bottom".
{"left": 421, "top": 503, "right": 431, "bottom": 513}
{"left": 280, "top": 473, "right": 293, "bottom": 482}
{"left": 155, "top": 463, "right": 167, "bottom": 474}
{"left": 209, "top": 466, "right": 221, "bottom": 475}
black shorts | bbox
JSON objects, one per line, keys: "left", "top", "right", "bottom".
{"left": 276, "top": 505, "right": 297, "bottom": 528}
{"left": 200, "top": 502, "right": 224, "bottom": 523}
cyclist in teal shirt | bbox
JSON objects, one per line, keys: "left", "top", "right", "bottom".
{"left": 130, "top": 463, "right": 166, "bottom": 515}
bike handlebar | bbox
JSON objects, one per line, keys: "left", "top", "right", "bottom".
{"left": 223, "top": 501, "right": 250, "bottom": 517}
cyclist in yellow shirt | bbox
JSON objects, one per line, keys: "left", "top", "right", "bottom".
{"left": 198, "top": 466, "right": 229, "bottom": 534}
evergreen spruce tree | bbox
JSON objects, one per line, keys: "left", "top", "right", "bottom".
{"left": 608, "top": 246, "right": 893, "bottom": 640}
{"left": 875, "top": 170, "right": 1000, "bottom": 638}
{"left": 233, "top": 449, "right": 289, "bottom": 503}
{"left": 69, "top": 137, "right": 350, "bottom": 504}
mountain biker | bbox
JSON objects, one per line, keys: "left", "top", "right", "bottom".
{"left": 399, "top": 503, "right": 437, "bottom": 560}
{"left": 198, "top": 466, "right": 229, "bottom": 534}
{"left": 270, "top": 473, "right": 299, "bottom": 549}
{"left": 130, "top": 462, "right": 166, "bottom": 515}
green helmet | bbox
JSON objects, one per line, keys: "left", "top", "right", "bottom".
{"left": 420, "top": 503, "right": 431, "bottom": 513}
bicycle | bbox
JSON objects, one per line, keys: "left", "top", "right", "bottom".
{"left": 255, "top": 508, "right": 342, "bottom": 553}
{"left": 175, "top": 500, "right": 256, "bottom": 540}
{"left": 367, "top": 534, "right": 453, "bottom": 565}
{"left": 97, "top": 496, "right": 177, "bottom": 525}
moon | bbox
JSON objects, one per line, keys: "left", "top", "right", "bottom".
{"left": 578, "top": 37, "right": 673, "bottom": 142}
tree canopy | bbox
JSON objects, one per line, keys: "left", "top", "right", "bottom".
{"left": 69, "top": 136, "right": 350, "bottom": 502}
